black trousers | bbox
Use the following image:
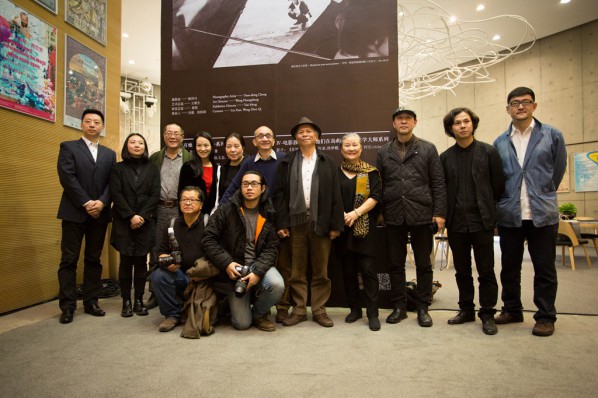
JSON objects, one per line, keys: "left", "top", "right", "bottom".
{"left": 119, "top": 254, "right": 148, "bottom": 299}
{"left": 340, "top": 251, "right": 379, "bottom": 318}
{"left": 58, "top": 219, "right": 108, "bottom": 311}
{"left": 498, "top": 221, "right": 558, "bottom": 322}
{"left": 386, "top": 224, "right": 433, "bottom": 309}
{"left": 448, "top": 229, "right": 498, "bottom": 317}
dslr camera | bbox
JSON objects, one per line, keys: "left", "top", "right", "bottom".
{"left": 159, "top": 226, "right": 182, "bottom": 268}
{"left": 234, "top": 263, "right": 256, "bottom": 298}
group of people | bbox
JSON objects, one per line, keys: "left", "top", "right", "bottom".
{"left": 56, "top": 85, "right": 566, "bottom": 338}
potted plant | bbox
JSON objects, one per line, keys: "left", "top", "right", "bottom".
{"left": 559, "top": 203, "right": 577, "bottom": 220}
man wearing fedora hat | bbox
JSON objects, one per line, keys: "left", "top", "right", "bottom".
{"left": 272, "top": 117, "right": 344, "bottom": 327}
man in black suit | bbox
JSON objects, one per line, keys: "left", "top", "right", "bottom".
{"left": 56, "top": 109, "right": 116, "bottom": 324}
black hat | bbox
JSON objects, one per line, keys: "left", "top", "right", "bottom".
{"left": 392, "top": 107, "right": 417, "bottom": 120}
{"left": 290, "top": 116, "right": 321, "bottom": 138}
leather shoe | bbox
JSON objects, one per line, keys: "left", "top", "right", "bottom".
{"left": 121, "top": 299, "right": 133, "bottom": 318}
{"left": 159, "top": 317, "right": 179, "bottom": 332}
{"left": 252, "top": 314, "right": 276, "bottom": 332}
{"left": 368, "top": 317, "right": 381, "bottom": 331}
{"left": 417, "top": 308, "right": 433, "bottom": 327}
{"left": 59, "top": 309, "right": 74, "bottom": 324}
{"left": 345, "top": 309, "right": 363, "bottom": 323}
{"left": 532, "top": 320, "right": 555, "bottom": 337}
{"left": 448, "top": 310, "right": 475, "bottom": 325}
{"left": 84, "top": 302, "right": 105, "bottom": 317}
{"left": 386, "top": 308, "right": 407, "bottom": 324}
{"left": 494, "top": 311, "right": 523, "bottom": 324}
{"left": 282, "top": 313, "right": 308, "bottom": 327}
{"left": 275, "top": 308, "right": 289, "bottom": 324}
{"left": 313, "top": 313, "right": 334, "bottom": 327}
{"left": 133, "top": 299, "right": 149, "bottom": 316}
{"left": 481, "top": 316, "right": 498, "bottom": 335}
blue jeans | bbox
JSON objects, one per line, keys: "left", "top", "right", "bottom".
{"left": 150, "top": 267, "right": 189, "bottom": 319}
{"left": 228, "top": 267, "right": 284, "bottom": 330}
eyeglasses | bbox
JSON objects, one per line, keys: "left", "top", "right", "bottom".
{"left": 181, "top": 198, "right": 201, "bottom": 203}
{"left": 509, "top": 100, "right": 534, "bottom": 108}
{"left": 241, "top": 181, "right": 261, "bottom": 188}
{"left": 164, "top": 132, "right": 182, "bottom": 137}
{"left": 255, "top": 134, "right": 273, "bottom": 140}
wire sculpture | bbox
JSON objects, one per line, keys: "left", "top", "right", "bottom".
{"left": 398, "top": 1, "right": 536, "bottom": 105}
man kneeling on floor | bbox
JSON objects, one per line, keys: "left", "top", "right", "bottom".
{"left": 203, "top": 170, "right": 284, "bottom": 331}
{"left": 151, "top": 186, "right": 207, "bottom": 332}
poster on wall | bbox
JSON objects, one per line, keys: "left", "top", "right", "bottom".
{"left": 0, "top": 0, "right": 57, "bottom": 121}
{"left": 33, "top": 0, "right": 57, "bottom": 15}
{"left": 574, "top": 151, "right": 598, "bottom": 192}
{"left": 65, "top": 0, "right": 106, "bottom": 46}
{"left": 162, "top": 0, "right": 398, "bottom": 165}
{"left": 63, "top": 35, "right": 106, "bottom": 130}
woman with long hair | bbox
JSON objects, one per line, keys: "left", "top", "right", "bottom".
{"left": 110, "top": 133, "right": 160, "bottom": 317}
{"left": 178, "top": 131, "right": 220, "bottom": 214}
{"left": 335, "top": 133, "right": 382, "bottom": 331}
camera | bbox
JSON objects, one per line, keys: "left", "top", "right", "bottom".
{"left": 234, "top": 263, "right": 255, "bottom": 298}
{"left": 158, "top": 250, "right": 182, "bottom": 268}
{"left": 159, "top": 226, "right": 182, "bottom": 268}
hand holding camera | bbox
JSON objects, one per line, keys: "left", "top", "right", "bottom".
{"left": 226, "top": 262, "right": 257, "bottom": 297}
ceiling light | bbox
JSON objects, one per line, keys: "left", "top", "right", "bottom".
{"left": 476, "top": 4, "right": 485, "bottom": 11}
{"left": 492, "top": 34, "right": 501, "bottom": 41}
{"left": 560, "top": 0, "right": 571, "bottom": 4}
{"left": 448, "top": 16, "right": 457, "bottom": 24}
{"left": 128, "top": 60, "right": 135, "bottom": 65}
{"left": 122, "top": 32, "right": 129, "bottom": 38}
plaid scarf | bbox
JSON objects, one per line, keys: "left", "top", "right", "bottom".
{"left": 341, "top": 160, "right": 377, "bottom": 238}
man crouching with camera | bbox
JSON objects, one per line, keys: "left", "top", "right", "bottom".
{"left": 150, "top": 186, "right": 207, "bottom": 332}
{"left": 203, "top": 170, "right": 284, "bottom": 331}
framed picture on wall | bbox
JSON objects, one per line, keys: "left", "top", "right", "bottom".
{"left": 63, "top": 35, "right": 106, "bottom": 132}
{"left": 0, "top": 0, "right": 57, "bottom": 122}
{"left": 65, "top": 0, "right": 106, "bottom": 45}
{"left": 33, "top": 0, "right": 58, "bottom": 15}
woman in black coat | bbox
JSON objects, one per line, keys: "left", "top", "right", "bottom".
{"left": 335, "top": 133, "right": 382, "bottom": 331}
{"left": 110, "top": 133, "right": 160, "bottom": 317}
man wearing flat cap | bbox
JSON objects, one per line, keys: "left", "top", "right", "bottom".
{"left": 377, "top": 107, "right": 446, "bottom": 327}
{"left": 272, "top": 117, "right": 344, "bottom": 327}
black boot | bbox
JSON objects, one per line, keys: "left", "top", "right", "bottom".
{"left": 121, "top": 299, "right": 133, "bottom": 318}
{"left": 133, "top": 298, "right": 148, "bottom": 316}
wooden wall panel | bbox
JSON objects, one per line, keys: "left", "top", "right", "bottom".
{"left": 0, "top": 0, "right": 122, "bottom": 313}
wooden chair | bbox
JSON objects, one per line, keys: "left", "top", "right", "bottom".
{"left": 432, "top": 228, "right": 452, "bottom": 270}
{"left": 556, "top": 220, "right": 593, "bottom": 270}
{"left": 575, "top": 217, "right": 598, "bottom": 257}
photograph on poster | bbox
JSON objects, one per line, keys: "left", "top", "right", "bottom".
{"left": 0, "top": 0, "right": 57, "bottom": 121}
{"left": 33, "top": 0, "right": 57, "bottom": 15}
{"left": 173, "top": 0, "right": 391, "bottom": 69}
{"left": 63, "top": 35, "right": 106, "bottom": 130}
{"left": 65, "top": 0, "right": 106, "bottom": 45}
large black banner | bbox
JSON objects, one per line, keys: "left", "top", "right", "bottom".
{"left": 161, "top": 0, "right": 399, "bottom": 308}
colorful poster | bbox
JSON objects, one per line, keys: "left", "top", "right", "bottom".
{"left": 33, "top": 0, "right": 57, "bottom": 15}
{"left": 574, "top": 151, "right": 598, "bottom": 192}
{"left": 163, "top": 0, "right": 398, "bottom": 165}
{"left": 0, "top": 0, "right": 57, "bottom": 121}
{"left": 65, "top": 0, "right": 106, "bottom": 45}
{"left": 63, "top": 35, "right": 106, "bottom": 130}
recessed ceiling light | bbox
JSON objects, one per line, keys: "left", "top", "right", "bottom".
{"left": 128, "top": 60, "right": 135, "bottom": 65}
{"left": 492, "top": 34, "right": 501, "bottom": 41}
{"left": 476, "top": 4, "right": 485, "bottom": 11}
{"left": 448, "top": 16, "right": 457, "bottom": 23}
{"left": 122, "top": 32, "right": 129, "bottom": 38}
{"left": 560, "top": 0, "right": 571, "bottom": 4}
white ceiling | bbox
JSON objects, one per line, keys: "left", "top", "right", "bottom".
{"left": 121, "top": 0, "right": 598, "bottom": 86}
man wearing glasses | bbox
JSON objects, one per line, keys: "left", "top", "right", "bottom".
{"left": 147, "top": 123, "right": 193, "bottom": 308}
{"left": 203, "top": 171, "right": 284, "bottom": 331}
{"left": 493, "top": 87, "right": 567, "bottom": 337}
{"left": 151, "top": 186, "right": 207, "bottom": 332}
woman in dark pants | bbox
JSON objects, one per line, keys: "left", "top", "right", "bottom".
{"left": 110, "top": 133, "right": 160, "bottom": 317}
{"left": 335, "top": 133, "right": 382, "bottom": 331}
{"left": 218, "top": 131, "right": 245, "bottom": 200}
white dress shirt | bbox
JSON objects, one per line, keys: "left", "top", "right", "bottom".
{"left": 510, "top": 119, "right": 535, "bottom": 220}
